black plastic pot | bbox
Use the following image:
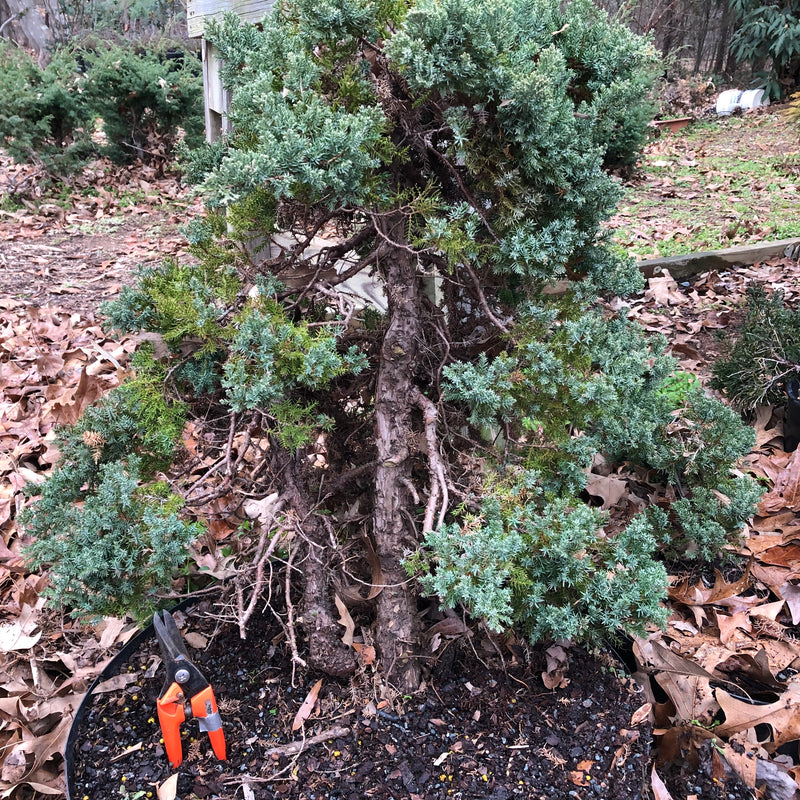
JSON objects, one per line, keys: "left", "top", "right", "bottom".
{"left": 785, "top": 379, "right": 800, "bottom": 452}
{"left": 65, "top": 600, "right": 196, "bottom": 800}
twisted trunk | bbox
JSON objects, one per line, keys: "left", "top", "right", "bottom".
{"left": 371, "top": 215, "right": 423, "bottom": 692}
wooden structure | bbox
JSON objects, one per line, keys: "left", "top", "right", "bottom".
{"left": 187, "top": 0, "right": 275, "bottom": 141}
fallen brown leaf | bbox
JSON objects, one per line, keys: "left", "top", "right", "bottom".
{"left": 760, "top": 448, "right": 800, "bottom": 513}
{"left": 334, "top": 594, "right": 355, "bottom": 647}
{"left": 716, "top": 681, "right": 800, "bottom": 750}
{"left": 292, "top": 678, "right": 323, "bottom": 732}
{"left": 651, "top": 765, "right": 676, "bottom": 800}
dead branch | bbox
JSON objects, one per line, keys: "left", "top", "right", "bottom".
{"left": 234, "top": 496, "right": 286, "bottom": 638}
{"left": 263, "top": 725, "right": 351, "bottom": 758}
{"left": 462, "top": 261, "right": 510, "bottom": 335}
{"left": 224, "top": 411, "right": 238, "bottom": 477}
{"left": 284, "top": 532, "right": 307, "bottom": 677}
{"left": 224, "top": 725, "right": 351, "bottom": 789}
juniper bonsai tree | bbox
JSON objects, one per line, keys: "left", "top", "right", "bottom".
{"left": 38, "top": 0, "right": 759, "bottom": 690}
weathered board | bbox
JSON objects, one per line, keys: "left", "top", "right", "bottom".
{"left": 187, "top": 0, "right": 274, "bottom": 38}
{"left": 638, "top": 238, "right": 800, "bottom": 281}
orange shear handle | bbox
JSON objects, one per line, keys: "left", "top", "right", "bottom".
{"left": 191, "top": 685, "right": 227, "bottom": 761}
{"left": 156, "top": 682, "right": 186, "bottom": 768}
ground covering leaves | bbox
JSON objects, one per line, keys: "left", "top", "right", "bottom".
{"left": 608, "top": 106, "right": 800, "bottom": 259}
{"left": 2, "top": 110, "right": 800, "bottom": 800}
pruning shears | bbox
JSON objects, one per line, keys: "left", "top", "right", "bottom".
{"left": 153, "top": 610, "right": 227, "bottom": 769}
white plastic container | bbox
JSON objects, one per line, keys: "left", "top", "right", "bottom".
{"left": 716, "top": 89, "right": 743, "bottom": 115}
{"left": 739, "top": 88, "right": 769, "bottom": 110}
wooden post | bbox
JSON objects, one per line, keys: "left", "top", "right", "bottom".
{"left": 201, "top": 38, "right": 231, "bottom": 143}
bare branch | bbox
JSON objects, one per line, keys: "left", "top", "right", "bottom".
{"left": 284, "top": 532, "right": 308, "bottom": 675}
{"left": 462, "top": 261, "right": 510, "bottom": 335}
{"left": 234, "top": 496, "right": 286, "bottom": 638}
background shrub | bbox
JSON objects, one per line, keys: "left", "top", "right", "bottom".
{"left": 711, "top": 285, "right": 800, "bottom": 410}
{"left": 0, "top": 43, "right": 94, "bottom": 171}
{"left": 83, "top": 43, "right": 205, "bottom": 163}
{"left": 0, "top": 41, "right": 204, "bottom": 173}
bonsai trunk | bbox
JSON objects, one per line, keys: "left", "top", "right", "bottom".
{"left": 371, "top": 220, "right": 423, "bottom": 692}
{"left": 283, "top": 454, "right": 357, "bottom": 678}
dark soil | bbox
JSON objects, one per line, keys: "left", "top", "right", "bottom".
{"left": 70, "top": 602, "right": 648, "bottom": 800}
{"left": 69, "top": 602, "right": 754, "bottom": 800}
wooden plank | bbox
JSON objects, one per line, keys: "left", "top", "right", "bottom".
{"left": 638, "top": 238, "right": 800, "bottom": 281}
{"left": 188, "top": 0, "right": 228, "bottom": 37}
{"left": 187, "top": 0, "right": 273, "bottom": 36}
{"left": 231, "top": 0, "right": 274, "bottom": 23}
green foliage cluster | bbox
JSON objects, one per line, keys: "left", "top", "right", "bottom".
{"left": 24, "top": 348, "right": 198, "bottom": 621}
{"left": 83, "top": 45, "right": 205, "bottom": 162}
{"left": 0, "top": 42, "right": 203, "bottom": 174}
{"left": 431, "top": 300, "right": 758, "bottom": 629}
{"left": 415, "top": 489, "right": 668, "bottom": 643}
{"left": 731, "top": 0, "right": 800, "bottom": 97}
{"left": 103, "top": 241, "right": 367, "bottom": 436}
{"left": 0, "top": 44, "right": 94, "bottom": 171}
{"left": 711, "top": 285, "right": 800, "bottom": 409}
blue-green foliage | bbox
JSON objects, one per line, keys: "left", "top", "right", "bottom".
{"left": 441, "top": 302, "right": 759, "bottom": 568}
{"left": 222, "top": 304, "right": 367, "bottom": 412}
{"left": 75, "top": 0, "right": 757, "bottom": 648}
{"left": 191, "top": 0, "right": 658, "bottom": 298}
{"left": 199, "top": 8, "right": 387, "bottom": 211}
{"left": 26, "top": 458, "right": 202, "bottom": 622}
{"left": 105, "top": 259, "right": 368, "bottom": 418}
{"left": 418, "top": 487, "right": 668, "bottom": 643}
{"left": 23, "top": 350, "right": 196, "bottom": 621}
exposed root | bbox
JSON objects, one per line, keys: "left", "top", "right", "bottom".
{"left": 284, "top": 531, "right": 308, "bottom": 679}
{"left": 410, "top": 386, "right": 449, "bottom": 532}
{"left": 234, "top": 494, "right": 286, "bottom": 639}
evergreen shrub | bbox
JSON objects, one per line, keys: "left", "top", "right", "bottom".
{"left": 28, "top": 0, "right": 761, "bottom": 645}
{"left": 23, "top": 348, "right": 199, "bottom": 621}
{"left": 0, "top": 42, "right": 203, "bottom": 174}
{"left": 83, "top": 44, "right": 205, "bottom": 163}
{"left": 0, "top": 44, "right": 94, "bottom": 171}
{"left": 711, "top": 285, "right": 800, "bottom": 410}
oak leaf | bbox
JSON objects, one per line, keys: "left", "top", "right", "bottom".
{"left": 760, "top": 448, "right": 800, "bottom": 513}
{"left": 716, "top": 681, "right": 800, "bottom": 749}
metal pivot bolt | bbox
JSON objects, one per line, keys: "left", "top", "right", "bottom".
{"left": 175, "top": 668, "right": 191, "bottom": 684}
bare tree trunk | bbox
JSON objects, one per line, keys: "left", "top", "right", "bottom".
{"left": 694, "top": 0, "right": 712, "bottom": 73}
{"left": 372, "top": 214, "right": 423, "bottom": 693}
{"left": 713, "top": 0, "right": 732, "bottom": 74}
{"left": 0, "top": 0, "right": 52, "bottom": 63}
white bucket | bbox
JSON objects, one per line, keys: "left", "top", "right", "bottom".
{"left": 716, "top": 89, "right": 743, "bottom": 115}
{"left": 739, "top": 88, "right": 769, "bottom": 109}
